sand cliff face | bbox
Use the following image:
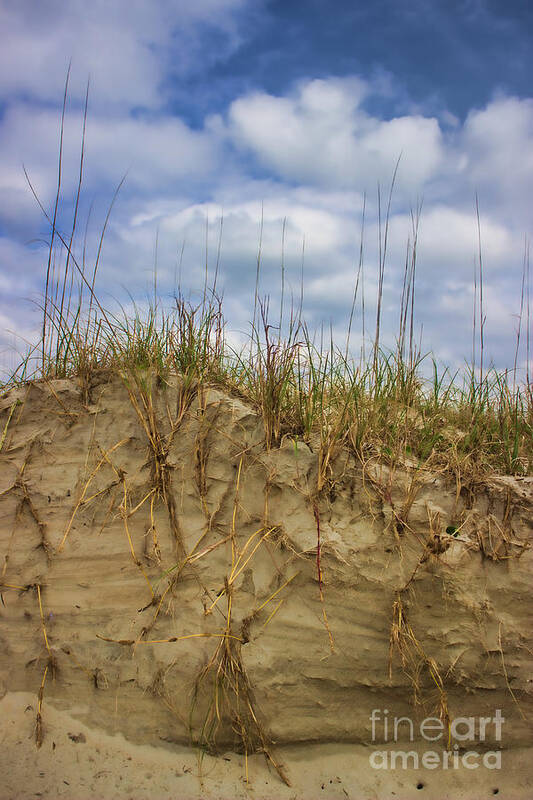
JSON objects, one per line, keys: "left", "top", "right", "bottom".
{"left": 1, "top": 371, "right": 532, "bottom": 765}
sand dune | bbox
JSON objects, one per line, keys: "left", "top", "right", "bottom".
{"left": 1, "top": 371, "right": 532, "bottom": 798}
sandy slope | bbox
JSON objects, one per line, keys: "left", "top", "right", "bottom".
{"left": 0, "top": 371, "right": 532, "bottom": 798}
{"left": 2, "top": 692, "right": 531, "bottom": 800}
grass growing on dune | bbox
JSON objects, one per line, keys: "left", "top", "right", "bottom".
{"left": 2, "top": 75, "right": 532, "bottom": 481}
{"left": 5, "top": 261, "right": 532, "bottom": 480}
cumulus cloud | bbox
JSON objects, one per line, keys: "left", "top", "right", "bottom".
{"left": 458, "top": 95, "right": 533, "bottom": 227}
{"left": 0, "top": 0, "right": 249, "bottom": 109}
{"left": 387, "top": 206, "right": 518, "bottom": 276}
{"left": 223, "top": 80, "right": 533, "bottom": 233}
{"left": 103, "top": 192, "right": 355, "bottom": 300}
{"left": 0, "top": 238, "right": 46, "bottom": 379}
{"left": 225, "top": 78, "right": 445, "bottom": 191}
{"left": 0, "top": 102, "right": 222, "bottom": 242}
{"left": 1, "top": 40, "right": 532, "bottom": 377}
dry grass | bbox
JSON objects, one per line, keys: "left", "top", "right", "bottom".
{"left": 389, "top": 593, "right": 451, "bottom": 746}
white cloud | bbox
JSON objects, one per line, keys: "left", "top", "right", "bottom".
{"left": 386, "top": 205, "right": 517, "bottom": 276}
{"left": 1, "top": 53, "right": 532, "bottom": 376}
{"left": 0, "top": 0, "right": 249, "bottom": 109}
{"left": 0, "top": 238, "right": 44, "bottom": 291}
{"left": 360, "top": 115, "right": 443, "bottom": 186}
{"left": 0, "top": 103, "right": 220, "bottom": 225}
{"left": 226, "top": 78, "right": 445, "bottom": 191}
{"left": 104, "top": 194, "right": 348, "bottom": 302}
{"left": 457, "top": 95, "right": 533, "bottom": 227}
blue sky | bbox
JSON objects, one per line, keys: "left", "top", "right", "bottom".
{"left": 0, "top": 0, "right": 532, "bottom": 379}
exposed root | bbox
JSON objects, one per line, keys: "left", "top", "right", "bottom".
{"left": 58, "top": 437, "right": 129, "bottom": 552}
{"left": 36, "top": 583, "right": 52, "bottom": 656}
{"left": 475, "top": 513, "right": 530, "bottom": 560}
{"left": 389, "top": 593, "right": 451, "bottom": 744}
{"left": 119, "top": 476, "right": 155, "bottom": 599}
{"left": 0, "top": 401, "right": 19, "bottom": 452}
{"left": 122, "top": 371, "right": 190, "bottom": 562}
{"left": 312, "top": 502, "right": 335, "bottom": 652}
{"left": 498, "top": 622, "right": 526, "bottom": 719}
{"left": 35, "top": 662, "right": 48, "bottom": 748}
{"left": 191, "top": 581, "right": 291, "bottom": 787}
{"left": 43, "top": 379, "right": 79, "bottom": 425}
{"left": 34, "top": 583, "right": 58, "bottom": 748}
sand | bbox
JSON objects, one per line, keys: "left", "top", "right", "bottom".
{"left": 1, "top": 371, "right": 532, "bottom": 798}
{"left": 2, "top": 691, "right": 531, "bottom": 800}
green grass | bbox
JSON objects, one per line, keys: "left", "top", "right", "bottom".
{"left": 4, "top": 276, "right": 532, "bottom": 480}
{"left": 3, "top": 83, "right": 532, "bottom": 481}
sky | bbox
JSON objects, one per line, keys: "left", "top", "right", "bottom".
{"left": 0, "top": 0, "right": 532, "bottom": 380}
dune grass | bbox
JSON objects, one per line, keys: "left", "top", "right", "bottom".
{"left": 4, "top": 272, "right": 532, "bottom": 482}
{"left": 4, "top": 225, "right": 533, "bottom": 480}
{"left": 2, "top": 77, "right": 532, "bottom": 482}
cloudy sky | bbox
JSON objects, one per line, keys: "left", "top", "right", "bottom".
{"left": 1, "top": 0, "right": 532, "bottom": 379}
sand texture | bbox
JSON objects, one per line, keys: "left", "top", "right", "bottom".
{"left": 1, "top": 371, "right": 532, "bottom": 798}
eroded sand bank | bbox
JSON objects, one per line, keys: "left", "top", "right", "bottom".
{"left": 1, "top": 372, "right": 532, "bottom": 798}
